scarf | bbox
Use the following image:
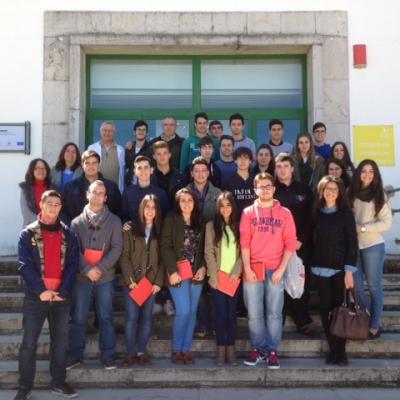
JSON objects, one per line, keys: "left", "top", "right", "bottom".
{"left": 355, "top": 186, "right": 375, "bottom": 203}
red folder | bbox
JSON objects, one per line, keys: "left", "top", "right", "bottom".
{"left": 177, "top": 259, "right": 193, "bottom": 280}
{"left": 217, "top": 271, "right": 240, "bottom": 297}
{"left": 243, "top": 262, "right": 265, "bottom": 282}
{"left": 129, "top": 277, "right": 153, "bottom": 306}
{"left": 168, "top": 259, "right": 194, "bottom": 285}
{"left": 84, "top": 248, "right": 103, "bottom": 266}
{"left": 44, "top": 278, "right": 61, "bottom": 291}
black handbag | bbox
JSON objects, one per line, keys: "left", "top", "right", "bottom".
{"left": 329, "top": 288, "right": 370, "bottom": 340}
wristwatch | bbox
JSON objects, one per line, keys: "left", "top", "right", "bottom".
{"left": 360, "top": 225, "right": 367, "bottom": 233}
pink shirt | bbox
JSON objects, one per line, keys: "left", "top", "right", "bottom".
{"left": 240, "top": 199, "right": 297, "bottom": 269}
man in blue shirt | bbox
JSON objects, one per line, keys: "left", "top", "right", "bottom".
{"left": 313, "top": 122, "right": 331, "bottom": 161}
{"left": 122, "top": 156, "right": 169, "bottom": 223}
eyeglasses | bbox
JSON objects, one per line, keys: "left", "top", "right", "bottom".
{"left": 256, "top": 185, "right": 274, "bottom": 191}
{"left": 136, "top": 127, "right": 147, "bottom": 132}
{"left": 314, "top": 129, "right": 326, "bottom": 133}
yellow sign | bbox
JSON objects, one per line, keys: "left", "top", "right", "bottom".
{"left": 353, "top": 125, "right": 395, "bottom": 166}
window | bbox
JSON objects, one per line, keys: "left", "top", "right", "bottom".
{"left": 86, "top": 55, "right": 307, "bottom": 147}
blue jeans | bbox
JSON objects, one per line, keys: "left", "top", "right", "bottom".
{"left": 123, "top": 287, "right": 155, "bottom": 355}
{"left": 243, "top": 269, "right": 285, "bottom": 354}
{"left": 354, "top": 243, "right": 385, "bottom": 329}
{"left": 169, "top": 280, "right": 203, "bottom": 352}
{"left": 18, "top": 294, "right": 70, "bottom": 390}
{"left": 69, "top": 280, "right": 116, "bottom": 362}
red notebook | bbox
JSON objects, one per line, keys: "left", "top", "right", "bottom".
{"left": 84, "top": 248, "right": 103, "bottom": 267}
{"left": 44, "top": 278, "right": 61, "bottom": 291}
{"left": 129, "top": 277, "right": 153, "bottom": 306}
{"left": 168, "top": 259, "right": 193, "bottom": 285}
{"left": 243, "top": 262, "right": 265, "bottom": 282}
{"left": 217, "top": 271, "right": 240, "bottom": 297}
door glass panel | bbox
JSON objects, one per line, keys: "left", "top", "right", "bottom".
{"left": 255, "top": 120, "right": 301, "bottom": 148}
{"left": 92, "top": 119, "right": 190, "bottom": 147}
{"left": 201, "top": 60, "right": 303, "bottom": 109}
{"left": 208, "top": 119, "right": 249, "bottom": 137}
{"left": 91, "top": 60, "right": 193, "bottom": 109}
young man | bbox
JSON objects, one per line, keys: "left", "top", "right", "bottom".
{"left": 209, "top": 120, "right": 224, "bottom": 140}
{"left": 240, "top": 172, "right": 297, "bottom": 369}
{"left": 216, "top": 135, "right": 237, "bottom": 182}
{"left": 67, "top": 180, "right": 123, "bottom": 370}
{"left": 122, "top": 155, "right": 170, "bottom": 223}
{"left": 229, "top": 113, "right": 256, "bottom": 158}
{"left": 183, "top": 136, "right": 222, "bottom": 188}
{"left": 151, "top": 140, "right": 184, "bottom": 204}
{"left": 62, "top": 150, "right": 122, "bottom": 224}
{"left": 179, "top": 112, "right": 219, "bottom": 171}
{"left": 268, "top": 119, "right": 293, "bottom": 156}
{"left": 15, "top": 190, "right": 79, "bottom": 400}
{"left": 125, "top": 120, "right": 152, "bottom": 171}
{"left": 312, "top": 122, "right": 331, "bottom": 161}
{"left": 87, "top": 121, "right": 125, "bottom": 192}
{"left": 186, "top": 156, "right": 222, "bottom": 223}
{"left": 274, "top": 154, "right": 316, "bottom": 337}
{"left": 148, "top": 116, "right": 184, "bottom": 171}
{"left": 222, "top": 147, "right": 257, "bottom": 220}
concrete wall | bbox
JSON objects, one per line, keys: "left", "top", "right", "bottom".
{"left": 42, "top": 10, "right": 349, "bottom": 164}
{"left": 0, "top": 0, "right": 399, "bottom": 255}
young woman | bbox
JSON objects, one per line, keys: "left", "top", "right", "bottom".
{"left": 19, "top": 158, "right": 55, "bottom": 227}
{"left": 160, "top": 188, "right": 206, "bottom": 364}
{"left": 292, "top": 132, "right": 325, "bottom": 192}
{"left": 51, "top": 142, "right": 83, "bottom": 193}
{"left": 348, "top": 159, "right": 392, "bottom": 338}
{"left": 311, "top": 176, "right": 358, "bottom": 366}
{"left": 205, "top": 192, "right": 243, "bottom": 366}
{"left": 325, "top": 158, "right": 351, "bottom": 188}
{"left": 119, "top": 194, "right": 164, "bottom": 367}
{"left": 252, "top": 144, "right": 275, "bottom": 176}
{"left": 330, "top": 141, "right": 355, "bottom": 178}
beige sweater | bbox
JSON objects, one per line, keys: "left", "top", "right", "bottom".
{"left": 352, "top": 198, "right": 392, "bottom": 250}
{"left": 204, "top": 221, "right": 243, "bottom": 287}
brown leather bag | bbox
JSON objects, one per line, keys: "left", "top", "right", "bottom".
{"left": 329, "top": 288, "right": 370, "bottom": 340}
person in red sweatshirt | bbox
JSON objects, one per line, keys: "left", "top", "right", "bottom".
{"left": 240, "top": 172, "right": 297, "bottom": 370}
{"left": 15, "top": 190, "right": 79, "bottom": 400}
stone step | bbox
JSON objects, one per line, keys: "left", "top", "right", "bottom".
{"left": 2, "top": 310, "right": 400, "bottom": 335}
{"left": 2, "top": 290, "right": 400, "bottom": 313}
{"left": 1, "top": 358, "right": 400, "bottom": 389}
{"left": 1, "top": 333, "right": 400, "bottom": 361}
{"left": 3, "top": 274, "right": 400, "bottom": 293}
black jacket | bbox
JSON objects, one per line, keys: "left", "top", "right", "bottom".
{"left": 148, "top": 134, "right": 184, "bottom": 171}
{"left": 274, "top": 179, "right": 314, "bottom": 246}
{"left": 311, "top": 208, "right": 358, "bottom": 270}
{"left": 125, "top": 141, "right": 152, "bottom": 172}
{"left": 62, "top": 173, "right": 122, "bottom": 225}
{"left": 182, "top": 160, "right": 222, "bottom": 188}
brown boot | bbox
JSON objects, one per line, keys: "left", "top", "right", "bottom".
{"left": 226, "top": 345, "right": 238, "bottom": 366}
{"left": 216, "top": 346, "right": 225, "bottom": 367}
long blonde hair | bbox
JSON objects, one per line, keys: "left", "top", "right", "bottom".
{"left": 294, "top": 132, "right": 317, "bottom": 169}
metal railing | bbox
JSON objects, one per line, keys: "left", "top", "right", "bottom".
{"left": 385, "top": 186, "right": 400, "bottom": 244}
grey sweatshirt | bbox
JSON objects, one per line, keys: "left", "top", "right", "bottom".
{"left": 71, "top": 205, "right": 123, "bottom": 284}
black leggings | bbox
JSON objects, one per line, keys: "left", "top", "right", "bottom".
{"left": 315, "top": 271, "right": 346, "bottom": 357}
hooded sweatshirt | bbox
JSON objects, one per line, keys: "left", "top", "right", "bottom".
{"left": 240, "top": 199, "right": 297, "bottom": 269}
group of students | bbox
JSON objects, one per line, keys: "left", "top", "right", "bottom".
{"left": 14, "top": 112, "right": 392, "bottom": 400}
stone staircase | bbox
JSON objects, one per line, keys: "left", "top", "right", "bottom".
{"left": 1, "top": 256, "right": 400, "bottom": 388}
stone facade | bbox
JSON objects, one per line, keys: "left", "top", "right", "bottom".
{"left": 43, "top": 11, "right": 349, "bottom": 163}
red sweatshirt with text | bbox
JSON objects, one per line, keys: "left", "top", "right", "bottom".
{"left": 240, "top": 199, "right": 297, "bottom": 269}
